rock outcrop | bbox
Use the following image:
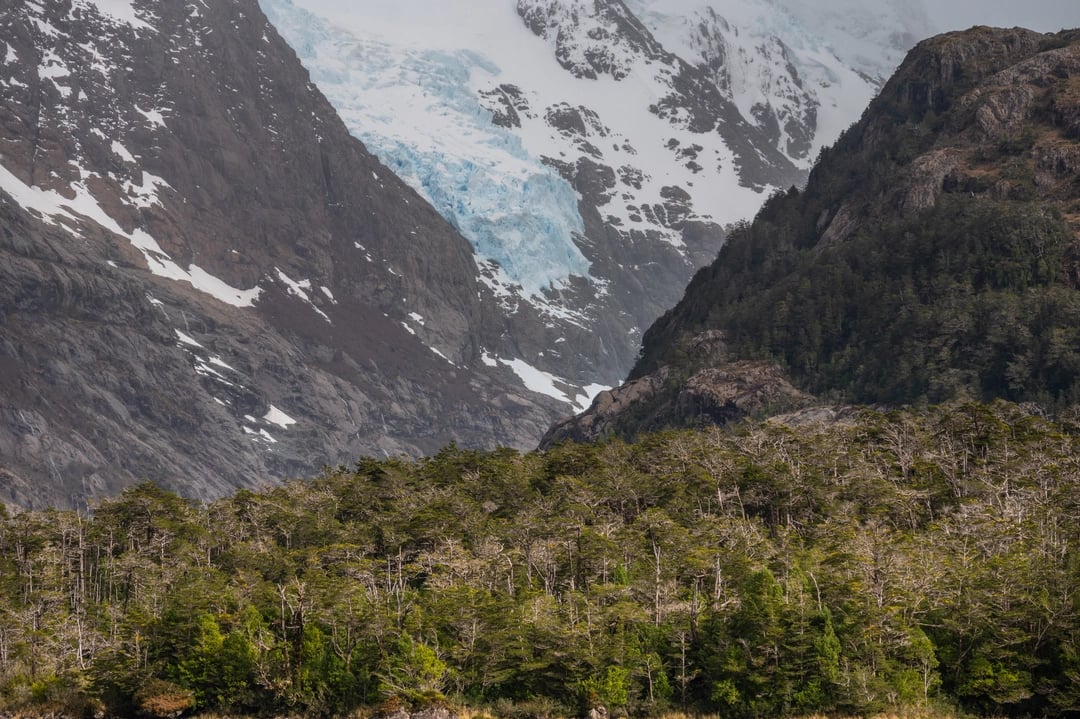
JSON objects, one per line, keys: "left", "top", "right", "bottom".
{"left": 543, "top": 333, "right": 814, "bottom": 445}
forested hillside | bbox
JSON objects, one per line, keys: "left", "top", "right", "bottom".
{"left": 547, "top": 28, "right": 1080, "bottom": 445}
{"left": 3, "top": 402, "right": 1080, "bottom": 718}
{"left": 632, "top": 27, "right": 1080, "bottom": 408}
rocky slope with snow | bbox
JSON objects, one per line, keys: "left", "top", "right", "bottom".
{"left": 0, "top": 0, "right": 585, "bottom": 508}
{"left": 0, "top": 0, "right": 933, "bottom": 507}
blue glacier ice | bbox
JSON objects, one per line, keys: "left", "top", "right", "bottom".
{"left": 259, "top": 0, "right": 591, "bottom": 296}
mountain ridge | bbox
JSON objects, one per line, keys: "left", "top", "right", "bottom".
{"left": 0, "top": 0, "right": 935, "bottom": 507}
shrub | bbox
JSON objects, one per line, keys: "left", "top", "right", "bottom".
{"left": 132, "top": 678, "right": 195, "bottom": 719}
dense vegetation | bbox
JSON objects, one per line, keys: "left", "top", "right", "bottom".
{"left": 644, "top": 192, "right": 1080, "bottom": 407}
{"left": 631, "top": 28, "right": 1080, "bottom": 417}
{"left": 4, "top": 401, "right": 1080, "bottom": 718}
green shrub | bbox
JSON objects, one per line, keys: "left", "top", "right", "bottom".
{"left": 133, "top": 678, "right": 195, "bottom": 719}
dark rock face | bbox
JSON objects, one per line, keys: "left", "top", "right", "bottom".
{"left": 547, "top": 27, "right": 1080, "bottom": 443}
{"left": 478, "top": 84, "right": 529, "bottom": 129}
{"left": 0, "top": 0, "right": 567, "bottom": 508}
{"left": 542, "top": 330, "right": 813, "bottom": 445}
{"left": 517, "top": 0, "right": 665, "bottom": 81}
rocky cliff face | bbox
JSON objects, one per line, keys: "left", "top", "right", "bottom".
{"left": 0, "top": 0, "right": 571, "bottom": 508}
{"left": 547, "top": 27, "right": 1080, "bottom": 444}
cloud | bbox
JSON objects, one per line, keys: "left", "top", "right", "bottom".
{"left": 925, "top": 0, "right": 1080, "bottom": 33}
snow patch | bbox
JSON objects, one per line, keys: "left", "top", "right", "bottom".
{"left": 135, "top": 106, "right": 167, "bottom": 128}
{"left": 194, "top": 360, "right": 235, "bottom": 385}
{"left": 38, "top": 50, "right": 70, "bottom": 81}
{"left": 122, "top": 170, "right": 171, "bottom": 209}
{"left": 576, "top": 383, "right": 609, "bottom": 410}
{"left": 243, "top": 425, "right": 278, "bottom": 444}
{"left": 502, "top": 357, "right": 574, "bottom": 405}
{"left": 80, "top": 0, "right": 155, "bottom": 31}
{"left": 0, "top": 161, "right": 262, "bottom": 308}
{"left": 274, "top": 267, "right": 331, "bottom": 321}
{"left": 429, "top": 345, "right": 456, "bottom": 365}
{"left": 208, "top": 355, "right": 235, "bottom": 372}
{"left": 481, "top": 351, "right": 609, "bottom": 412}
{"left": 264, "top": 404, "right": 297, "bottom": 428}
{"left": 38, "top": 50, "right": 73, "bottom": 97}
{"left": 111, "top": 140, "right": 136, "bottom": 163}
{"left": 175, "top": 329, "right": 204, "bottom": 348}
{"left": 185, "top": 266, "right": 262, "bottom": 308}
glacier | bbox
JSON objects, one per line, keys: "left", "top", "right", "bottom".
{"left": 256, "top": 0, "right": 935, "bottom": 402}
{"left": 260, "top": 0, "right": 929, "bottom": 281}
{"left": 259, "top": 0, "right": 590, "bottom": 297}
{"left": 258, "top": 0, "right": 772, "bottom": 296}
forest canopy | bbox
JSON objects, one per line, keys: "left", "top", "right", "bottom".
{"left": 3, "top": 401, "right": 1080, "bottom": 718}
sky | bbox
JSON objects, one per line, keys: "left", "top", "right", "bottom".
{"left": 925, "top": 0, "right": 1080, "bottom": 34}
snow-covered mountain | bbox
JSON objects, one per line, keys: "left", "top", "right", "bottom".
{"left": 545, "top": 25, "right": 1080, "bottom": 445}
{"left": 260, "top": 0, "right": 933, "bottom": 390}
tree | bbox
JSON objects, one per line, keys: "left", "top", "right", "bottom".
{"left": 378, "top": 635, "right": 448, "bottom": 701}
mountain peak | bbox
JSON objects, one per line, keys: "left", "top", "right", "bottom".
{"left": 261, "top": 0, "right": 907, "bottom": 392}
{"left": 517, "top": 0, "right": 669, "bottom": 80}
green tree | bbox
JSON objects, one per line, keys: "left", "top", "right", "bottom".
{"left": 378, "top": 635, "right": 448, "bottom": 700}
{"left": 581, "top": 665, "right": 631, "bottom": 709}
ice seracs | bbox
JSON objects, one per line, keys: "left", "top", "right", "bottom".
{"left": 259, "top": 0, "right": 592, "bottom": 298}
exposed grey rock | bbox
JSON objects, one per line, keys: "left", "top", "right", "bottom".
{"left": 676, "top": 362, "right": 815, "bottom": 425}
{"left": 478, "top": 84, "right": 530, "bottom": 128}
{"left": 0, "top": 0, "right": 568, "bottom": 509}
{"left": 900, "top": 148, "right": 963, "bottom": 212}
